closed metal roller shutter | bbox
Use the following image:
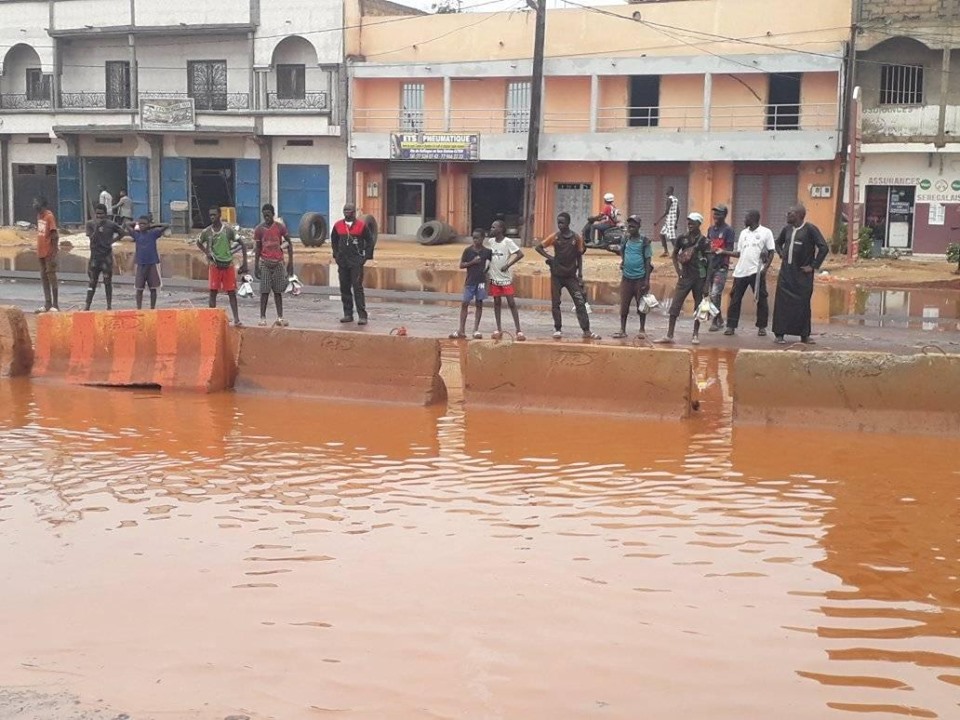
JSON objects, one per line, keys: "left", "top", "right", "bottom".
{"left": 628, "top": 174, "right": 689, "bottom": 234}
{"left": 385, "top": 162, "right": 438, "bottom": 181}
{"left": 767, "top": 174, "right": 798, "bottom": 232}
{"left": 554, "top": 182, "right": 593, "bottom": 234}
{"left": 471, "top": 162, "right": 525, "bottom": 179}
{"left": 733, "top": 175, "right": 764, "bottom": 228}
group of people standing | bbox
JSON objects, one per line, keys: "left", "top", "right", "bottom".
{"left": 31, "top": 194, "right": 829, "bottom": 345}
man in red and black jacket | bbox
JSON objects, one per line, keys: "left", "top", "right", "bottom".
{"left": 330, "top": 203, "right": 373, "bottom": 325}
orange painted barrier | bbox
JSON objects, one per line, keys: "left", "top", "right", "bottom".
{"left": 235, "top": 328, "right": 447, "bottom": 406}
{"left": 733, "top": 349, "right": 960, "bottom": 435}
{"left": 33, "top": 309, "right": 234, "bottom": 392}
{"left": 463, "top": 341, "right": 693, "bottom": 419}
{"left": 0, "top": 306, "right": 33, "bottom": 377}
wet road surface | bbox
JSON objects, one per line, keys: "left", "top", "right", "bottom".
{"left": 1, "top": 353, "right": 958, "bottom": 719}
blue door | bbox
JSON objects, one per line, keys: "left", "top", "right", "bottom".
{"left": 277, "top": 164, "right": 329, "bottom": 237}
{"left": 56, "top": 156, "right": 82, "bottom": 225}
{"left": 234, "top": 159, "right": 260, "bottom": 228}
{"left": 160, "top": 157, "right": 188, "bottom": 224}
{"left": 126, "top": 157, "right": 150, "bottom": 220}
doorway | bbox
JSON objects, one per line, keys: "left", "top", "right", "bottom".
{"left": 388, "top": 180, "right": 436, "bottom": 235}
{"left": 471, "top": 177, "right": 524, "bottom": 234}
{"left": 82, "top": 157, "right": 126, "bottom": 219}
{"left": 865, "top": 185, "right": 915, "bottom": 249}
{"left": 190, "top": 158, "right": 234, "bottom": 228}
{"left": 766, "top": 73, "right": 801, "bottom": 130}
{"left": 13, "top": 164, "right": 57, "bottom": 224}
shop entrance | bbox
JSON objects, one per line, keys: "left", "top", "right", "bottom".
{"left": 83, "top": 157, "right": 126, "bottom": 219}
{"left": 470, "top": 177, "right": 524, "bottom": 234}
{"left": 387, "top": 180, "right": 436, "bottom": 235}
{"left": 865, "top": 185, "right": 914, "bottom": 250}
{"left": 190, "top": 158, "right": 235, "bottom": 228}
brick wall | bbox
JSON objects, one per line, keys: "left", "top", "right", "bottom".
{"left": 860, "top": 0, "right": 960, "bottom": 22}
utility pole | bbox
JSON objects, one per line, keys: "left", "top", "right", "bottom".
{"left": 521, "top": 0, "right": 546, "bottom": 247}
{"left": 834, "top": 0, "right": 860, "bottom": 258}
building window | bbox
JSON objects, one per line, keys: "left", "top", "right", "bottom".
{"left": 25, "top": 68, "right": 51, "bottom": 102}
{"left": 880, "top": 64, "right": 924, "bottom": 105}
{"left": 766, "top": 72, "right": 801, "bottom": 130}
{"left": 277, "top": 64, "right": 306, "bottom": 100}
{"left": 400, "top": 82, "right": 425, "bottom": 131}
{"left": 188, "top": 60, "right": 228, "bottom": 111}
{"left": 105, "top": 61, "right": 131, "bottom": 109}
{"left": 506, "top": 80, "right": 531, "bottom": 133}
{"left": 628, "top": 76, "right": 660, "bottom": 128}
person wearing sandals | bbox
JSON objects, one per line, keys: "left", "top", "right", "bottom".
{"left": 450, "top": 229, "right": 492, "bottom": 340}
{"left": 771, "top": 204, "right": 829, "bottom": 345}
{"left": 254, "top": 203, "right": 293, "bottom": 328}
{"left": 609, "top": 214, "right": 653, "bottom": 340}
{"left": 197, "top": 206, "right": 247, "bottom": 327}
{"left": 535, "top": 212, "right": 601, "bottom": 340}
{"left": 654, "top": 212, "right": 711, "bottom": 346}
{"left": 485, "top": 220, "right": 526, "bottom": 341}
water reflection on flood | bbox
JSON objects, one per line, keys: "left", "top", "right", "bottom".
{"left": 1, "top": 360, "right": 958, "bottom": 720}
{"left": 4, "top": 248, "right": 960, "bottom": 329}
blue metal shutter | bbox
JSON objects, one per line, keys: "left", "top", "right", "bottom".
{"left": 126, "top": 157, "right": 150, "bottom": 220}
{"left": 160, "top": 157, "right": 188, "bottom": 224}
{"left": 56, "top": 156, "right": 83, "bottom": 225}
{"left": 277, "top": 164, "right": 329, "bottom": 237}
{"left": 234, "top": 158, "right": 260, "bottom": 228}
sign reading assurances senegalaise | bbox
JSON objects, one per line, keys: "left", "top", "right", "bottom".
{"left": 390, "top": 133, "right": 479, "bottom": 162}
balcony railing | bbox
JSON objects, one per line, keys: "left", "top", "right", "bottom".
{"left": 353, "top": 103, "right": 839, "bottom": 134}
{"left": 861, "top": 105, "right": 959, "bottom": 139}
{"left": 266, "top": 92, "right": 329, "bottom": 110}
{"left": 146, "top": 91, "right": 251, "bottom": 111}
{"left": 60, "top": 92, "right": 135, "bottom": 110}
{"left": 0, "top": 94, "right": 52, "bottom": 110}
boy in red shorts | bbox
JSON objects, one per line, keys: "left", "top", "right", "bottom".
{"left": 484, "top": 220, "right": 525, "bottom": 340}
{"left": 197, "top": 206, "right": 247, "bottom": 326}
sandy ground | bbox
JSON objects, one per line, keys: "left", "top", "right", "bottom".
{"left": 2, "top": 226, "right": 959, "bottom": 288}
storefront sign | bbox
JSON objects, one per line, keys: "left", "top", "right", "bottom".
{"left": 866, "top": 176, "right": 921, "bottom": 186}
{"left": 140, "top": 97, "right": 196, "bottom": 131}
{"left": 390, "top": 133, "right": 480, "bottom": 162}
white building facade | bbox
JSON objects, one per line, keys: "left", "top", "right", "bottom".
{"left": 0, "top": 0, "right": 348, "bottom": 232}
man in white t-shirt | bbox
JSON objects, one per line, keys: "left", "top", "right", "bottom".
{"left": 484, "top": 220, "right": 525, "bottom": 341}
{"left": 98, "top": 185, "right": 113, "bottom": 213}
{"left": 724, "top": 209, "right": 776, "bottom": 336}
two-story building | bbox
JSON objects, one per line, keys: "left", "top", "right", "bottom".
{"left": 0, "top": 0, "right": 356, "bottom": 231}
{"left": 854, "top": 0, "right": 960, "bottom": 255}
{"left": 345, "top": 0, "right": 849, "bottom": 241}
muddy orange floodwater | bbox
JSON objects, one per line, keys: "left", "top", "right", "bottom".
{"left": 0, "top": 353, "right": 958, "bottom": 720}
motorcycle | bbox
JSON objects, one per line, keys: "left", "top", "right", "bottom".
{"left": 581, "top": 215, "right": 625, "bottom": 251}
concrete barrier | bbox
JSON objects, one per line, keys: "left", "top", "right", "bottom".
{"left": 235, "top": 328, "right": 447, "bottom": 406}
{"left": 33, "top": 309, "right": 234, "bottom": 392}
{"left": 0, "top": 306, "right": 33, "bottom": 377}
{"left": 463, "top": 341, "right": 693, "bottom": 419}
{"left": 733, "top": 350, "right": 960, "bottom": 435}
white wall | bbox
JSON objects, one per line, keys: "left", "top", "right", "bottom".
{"left": 77, "top": 135, "right": 151, "bottom": 157}
{"left": 7, "top": 136, "right": 66, "bottom": 165}
{"left": 60, "top": 37, "right": 130, "bottom": 95}
{"left": 52, "top": 0, "right": 131, "bottom": 31}
{"left": 0, "top": 1, "right": 53, "bottom": 75}
{"left": 166, "top": 135, "right": 260, "bottom": 160}
{"left": 134, "top": 0, "right": 250, "bottom": 28}
{"left": 256, "top": 0, "right": 342, "bottom": 67}
{"left": 271, "top": 136, "right": 346, "bottom": 217}
{"left": 137, "top": 37, "right": 252, "bottom": 96}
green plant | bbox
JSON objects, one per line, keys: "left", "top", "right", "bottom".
{"left": 948, "top": 243, "right": 960, "bottom": 265}
{"left": 857, "top": 227, "right": 874, "bottom": 259}
{"left": 832, "top": 224, "right": 873, "bottom": 258}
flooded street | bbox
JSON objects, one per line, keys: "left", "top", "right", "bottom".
{"left": 1, "top": 353, "right": 958, "bottom": 719}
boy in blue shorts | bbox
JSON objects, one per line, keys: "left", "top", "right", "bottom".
{"left": 129, "top": 215, "right": 168, "bottom": 309}
{"left": 450, "top": 229, "right": 492, "bottom": 339}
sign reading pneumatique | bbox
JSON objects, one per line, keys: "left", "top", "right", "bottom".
{"left": 390, "top": 133, "right": 480, "bottom": 161}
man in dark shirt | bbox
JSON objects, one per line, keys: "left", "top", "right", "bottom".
{"left": 706, "top": 203, "right": 736, "bottom": 331}
{"left": 535, "top": 212, "right": 600, "bottom": 340}
{"left": 330, "top": 203, "right": 373, "bottom": 325}
{"left": 84, "top": 203, "right": 125, "bottom": 311}
{"left": 655, "top": 212, "right": 712, "bottom": 345}
{"left": 449, "top": 229, "right": 492, "bottom": 339}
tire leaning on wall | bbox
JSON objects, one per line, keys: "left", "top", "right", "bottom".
{"left": 417, "top": 220, "right": 457, "bottom": 246}
{"left": 298, "top": 212, "right": 328, "bottom": 247}
{"left": 361, "top": 214, "right": 379, "bottom": 259}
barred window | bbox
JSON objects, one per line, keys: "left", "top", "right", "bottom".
{"left": 880, "top": 64, "right": 924, "bottom": 105}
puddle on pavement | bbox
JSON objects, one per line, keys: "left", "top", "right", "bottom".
{"left": 4, "top": 248, "right": 960, "bottom": 331}
{"left": 1, "top": 352, "right": 958, "bottom": 720}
